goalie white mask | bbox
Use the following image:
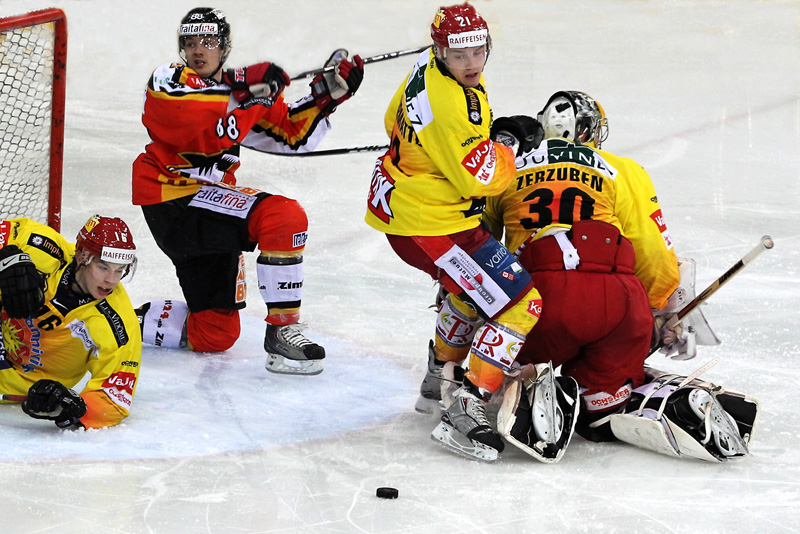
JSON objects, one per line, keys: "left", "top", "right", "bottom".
{"left": 538, "top": 91, "right": 609, "bottom": 149}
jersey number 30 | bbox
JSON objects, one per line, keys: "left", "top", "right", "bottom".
{"left": 521, "top": 187, "right": 596, "bottom": 229}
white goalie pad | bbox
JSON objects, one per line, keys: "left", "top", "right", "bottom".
{"left": 609, "top": 367, "right": 758, "bottom": 462}
{"left": 496, "top": 362, "right": 580, "bottom": 463}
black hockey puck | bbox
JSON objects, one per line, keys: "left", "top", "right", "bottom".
{"left": 376, "top": 487, "right": 398, "bottom": 499}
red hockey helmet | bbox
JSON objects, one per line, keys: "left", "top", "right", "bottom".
{"left": 430, "top": 3, "right": 491, "bottom": 53}
{"left": 76, "top": 215, "right": 137, "bottom": 277}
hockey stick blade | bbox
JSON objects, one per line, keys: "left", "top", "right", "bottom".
{"left": 277, "top": 144, "right": 389, "bottom": 158}
{"left": 291, "top": 46, "right": 428, "bottom": 81}
{"left": 1, "top": 394, "right": 27, "bottom": 402}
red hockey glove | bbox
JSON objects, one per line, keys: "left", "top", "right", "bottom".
{"left": 310, "top": 49, "right": 364, "bottom": 116}
{"left": 224, "top": 62, "right": 290, "bottom": 102}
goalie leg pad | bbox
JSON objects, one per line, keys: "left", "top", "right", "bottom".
{"left": 610, "top": 372, "right": 758, "bottom": 462}
{"left": 497, "top": 362, "right": 580, "bottom": 463}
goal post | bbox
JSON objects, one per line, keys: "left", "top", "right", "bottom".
{"left": 0, "top": 8, "right": 67, "bottom": 231}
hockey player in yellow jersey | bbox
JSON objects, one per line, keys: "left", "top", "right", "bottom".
{"left": 365, "top": 3, "right": 542, "bottom": 461}
{"left": 0, "top": 215, "right": 141, "bottom": 429}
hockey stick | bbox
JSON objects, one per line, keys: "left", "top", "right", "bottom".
{"left": 277, "top": 144, "right": 389, "bottom": 157}
{"left": 290, "top": 46, "right": 428, "bottom": 81}
{"left": 650, "top": 235, "right": 774, "bottom": 356}
{"left": 668, "top": 235, "right": 774, "bottom": 328}
{"left": 0, "top": 394, "right": 27, "bottom": 402}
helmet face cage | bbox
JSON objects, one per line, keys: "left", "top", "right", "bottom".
{"left": 430, "top": 3, "right": 491, "bottom": 65}
{"left": 76, "top": 215, "right": 138, "bottom": 282}
{"left": 538, "top": 91, "right": 609, "bottom": 149}
{"left": 178, "top": 8, "right": 231, "bottom": 66}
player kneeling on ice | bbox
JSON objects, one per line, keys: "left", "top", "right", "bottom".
{"left": 480, "top": 91, "right": 757, "bottom": 462}
{"left": 0, "top": 216, "right": 141, "bottom": 429}
{"left": 133, "top": 8, "right": 365, "bottom": 375}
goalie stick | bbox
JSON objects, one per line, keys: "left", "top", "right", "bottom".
{"left": 668, "top": 235, "right": 773, "bottom": 327}
{"left": 650, "top": 235, "right": 774, "bottom": 355}
{"left": 0, "top": 394, "right": 27, "bottom": 402}
{"left": 291, "top": 46, "right": 428, "bottom": 81}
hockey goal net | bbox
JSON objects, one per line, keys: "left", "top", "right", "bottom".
{"left": 0, "top": 8, "right": 66, "bottom": 231}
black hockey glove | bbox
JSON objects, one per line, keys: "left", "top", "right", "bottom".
{"left": 0, "top": 245, "right": 45, "bottom": 319}
{"left": 22, "top": 379, "right": 87, "bottom": 428}
{"left": 490, "top": 115, "right": 544, "bottom": 156}
{"left": 224, "top": 62, "right": 290, "bottom": 102}
{"left": 310, "top": 49, "right": 364, "bottom": 116}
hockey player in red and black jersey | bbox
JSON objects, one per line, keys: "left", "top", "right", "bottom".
{"left": 0, "top": 215, "right": 141, "bottom": 429}
{"left": 133, "top": 7, "right": 364, "bottom": 375}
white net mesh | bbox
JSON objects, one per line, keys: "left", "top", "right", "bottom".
{"left": 0, "top": 17, "right": 56, "bottom": 224}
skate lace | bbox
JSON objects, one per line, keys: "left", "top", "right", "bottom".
{"left": 281, "top": 326, "right": 313, "bottom": 348}
{"left": 462, "top": 392, "right": 491, "bottom": 427}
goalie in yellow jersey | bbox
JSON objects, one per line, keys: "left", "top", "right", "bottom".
{"left": 365, "top": 4, "right": 542, "bottom": 462}
{"left": 0, "top": 215, "right": 141, "bottom": 429}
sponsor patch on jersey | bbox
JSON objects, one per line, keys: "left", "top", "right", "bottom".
{"left": 650, "top": 209, "right": 674, "bottom": 250}
{"left": 0, "top": 220, "right": 11, "bottom": 247}
{"left": 189, "top": 185, "right": 258, "bottom": 218}
{"left": 102, "top": 371, "right": 136, "bottom": 409}
{"left": 67, "top": 319, "right": 99, "bottom": 357}
{"left": 367, "top": 161, "right": 396, "bottom": 224}
{"left": 27, "top": 233, "right": 68, "bottom": 267}
{"left": 96, "top": 300, "right": 129, "bottom": 347}
{"left": 464, "top": 88, "right": 482, "bottom": 125}
{"left": 461, "top": 139, "right": 497, "bottom": 184}
{"left": 2, "top": 316, "right": 44, "bottom": 373}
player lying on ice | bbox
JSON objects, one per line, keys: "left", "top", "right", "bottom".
{"left": 133, "top": 7, "right": 364, "bottom": 375}
{"left": 0, "top": 215, "right": 141, "bottom": 429}
{"left": 420, "top": 90, "right": 758, "bottom": 463}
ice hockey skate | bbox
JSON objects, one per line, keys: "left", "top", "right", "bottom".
{"left": 415, "top": 341, "right": 445, "bottom": 414}
{"left": 431, "top": 380, "right": 504, "bottom": 462}
{"left": 264, "top": 323, "right": 325, "bottom": 376}
{"left": 415, "top": 340, "right": 464, "bottom": 414}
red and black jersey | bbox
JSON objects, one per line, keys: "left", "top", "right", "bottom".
{"left": 132, "top": 62, "right": 331, "bottom": 205}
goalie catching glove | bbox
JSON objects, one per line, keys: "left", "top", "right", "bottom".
{"left": 22, "top": 379, "right": 87, "bottom": 428}
{"left": 224, "top": 62, "right": 291, "bottom": 102}
{"left": 652, "top": 314, "right": 696, "bottom": 360}
{"left": 0, "top": 245, "right": 45, "bottom": 319}
{"left": 310, "top": 49, "right": 364, "bottom": 116}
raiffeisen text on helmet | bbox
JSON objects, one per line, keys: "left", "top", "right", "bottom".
{"left": 447, "top": 29, "right": 488, "bottom": 48}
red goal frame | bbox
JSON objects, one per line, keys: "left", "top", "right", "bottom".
{"left": 0, "top": 8, "right": 66, "bottom": 231}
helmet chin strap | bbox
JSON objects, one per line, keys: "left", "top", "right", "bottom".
{"left": 72, "top": 261, "right": 92, "bottom": 297}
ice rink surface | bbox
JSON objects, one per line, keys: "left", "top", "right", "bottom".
{"left": 1, "top": 0, "right": 799, "bottom": 532}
